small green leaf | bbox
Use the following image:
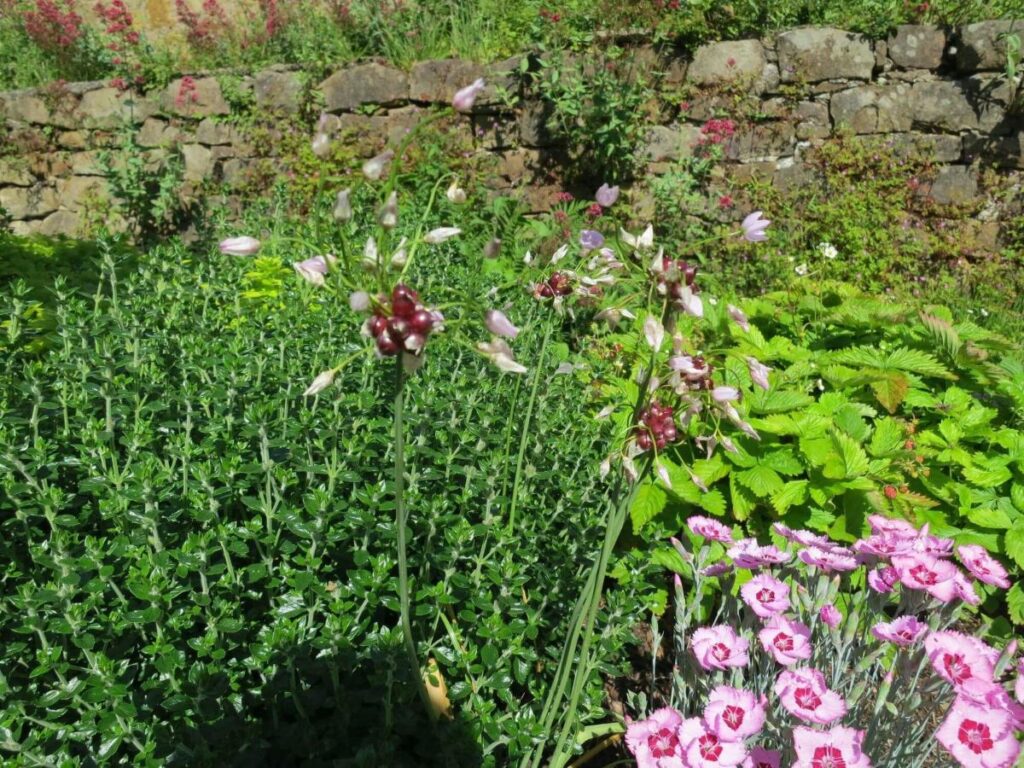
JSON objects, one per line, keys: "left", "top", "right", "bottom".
{"left": 870, "top": 372, "right": 910, "bottom": 414}
{"left": 631, "top": 482, "right": 668, "bottom": 534}
{"left": 869, "top": 418, "right": 904, "bottom": 457}
{"left": 735, "top": 465, "right": 784, "bottom": 497}
{"left": 1005, "top": 522, "right": 1024, "bottom": 569}
{"left": 1007, "top": 583, "right": 1024, "bottom": 625}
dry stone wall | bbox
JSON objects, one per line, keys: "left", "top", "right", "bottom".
{"left": 1, "top": 20, "right": 1022, "bottom": 244}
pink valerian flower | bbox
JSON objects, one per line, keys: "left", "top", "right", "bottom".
{"left": 687, "top": 515, "right": 734, "bottom": 543}
{"left": 957, "top": 544, "right": 1011, "bottom": 589}
{"left": 745, "top": 357, "right": 771, "bottom": 390}
{"left": 775, "top": 669, "right": 847, "bottom": 725}
{"left": 452, "top": 78, "right": 485, "bottom": 111}
{"left": 892, "top": 552, "right": 959, "bottom": 602}
{"left": 758, "top": 616, "right": 812, "bottom": 666}
{"left": 743, "top": 747, "right": 781, "bottom": 768}
{"left": 936, "top": 696, "right": 1020, "bottom": 768}
{"left": 740, "top": 211, "right": 770, "bottom": 242}
{"left": 925, "top": 631, "right": 1000, "bottom": 701}
{"left": 819, "top": 604, "right": 841, "bottom": 628}
{"left": 791, "top": 726, "right": 872, "bottom": 768}
{"left": 625, "top": 707, "right": 686, "bottom": 768}
{"left": 679, "top": 717, "right": 748, "bottom": 768}
{"left": 739, "top": 573, "right": 791, "bottom": 618}
{"left": 595, "top": 183, "right": 619, "bottom": 208}
{"left": 692, "top": 626, "right": 750, "bottom": 671}
{"left": 871, "top": 615, "right": 927, "bottom": 646}
{"left": 867, "top": 566, "right": 899, "bottom": 593}
{"left": 728, "top": 539, "right": 791, "bottom": 569}
{"left": 703, "top": 686, "right": 766, "bottom": 742}
{"left": 798, "top": 546, "right": 858, "bottom": 573}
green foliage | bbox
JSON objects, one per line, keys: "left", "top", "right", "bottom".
{"left": 624, "top": 281, "right": 1024, "bottom": 623}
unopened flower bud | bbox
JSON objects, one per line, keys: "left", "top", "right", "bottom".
{"left": 378, "top": 191, "right": 398, "bottom": 229}
{"left": 333, "top": 188, "right": 353, "bottom": 222}
{"left": 303, "top": 369, "right": 335, "bottom": 396}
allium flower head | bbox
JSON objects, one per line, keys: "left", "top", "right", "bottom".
{"left": 692, "top": 625, "right": 750, "bottom": 671}
{"left": 740, "top": 211, "right": 770, "bottom": 242}
{"left": 775, "top": 669, "right": 847, "bottom": 724}
{"left": 740, "top": 573, "right": 790, "bottom": 618}
{"left": 957, "top": 544, "right": 1011, "bottom": 589}
{"left": 679, "top": 717, "right": 748, "bottom": 768}
{"left": 477, "top": 337, "right": 527, "bottom": 374}
{"left": 936, "top": 696, "right": 1020, "bottom": 768}
{"left": 687, "top": 515, "right": 734, "bottom": 543}
{"left": 758, "top": 616, "right": 812, "bottom": 666}
{"left": 595, "top": 183, "right": 619, "bottom": 208}
{"left": 644, "top": 315, "right": 665, "bottom": 351}
{"left": 292, "top": 255, "right": 331, "bottom": 286}
{"left": 871, "top": 615, "right": 927, "bottom": 646}
{"left": 333, "top": 188, "right": 353, "bottom": 221}
{"left": 712, "top": 386, "right": 740, "bottom": 404}
{"left": 625, "top": 707, "right": 685, "bottom": 768}
{"left": 703, "top": 686, "right": 766, "bottom": 742}
{"left": 925, "top": 631, "right": 999, "bottom": 700}
{"left": 303, "top": 369, "right": 335, "bottom": 396}
{"left": 446, "top": 180, "right": 467, "bottom": 203}
{"left": 452, "top": 77, "right": 485, "bottom": 111}
{"left": 792, "top": 726, "right": 871, "bottom": 768}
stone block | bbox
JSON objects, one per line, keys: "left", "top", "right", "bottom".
{"left": 195, "top": 118, "right": 241, "bottom": 146}
{"left": 472, "top": 113, "right": 517, "bottom": 150}
{"left": 56, "top": 176, "right": 108, "bottom": 212}
{"left": 320, "top": 63, "right": 408, "bottom": 112}
{"left": 963, "top": 131, "right": 1024, "bottom": 168}
{"left": 222, "top": 158, "right": 257, "bottom": 187}
{"left": 57, "top": 131, "right": 88, "bottom": 149}
{"left": 3, "top": 91, "right": 49, "bottom": 124}
{"left": 888, "top": 133, "right": 962, "bottom": 163}
{"left": 777, "top": 27, "right": 874, "bottom": 83}
{"left": 1, "top": 184, "right": 59, "bottom": 218}
{"left": 887, "top": 25, "right": 946, "bottom": 70}
{"left": 645, "top": 124, "right": 702, "bottom": 162}
{"left": 773, "top": 161, "right": 821, "bottom": 194}
{"left": 69, "top": 150, "right": 114, "bottom": 176}
{"left": 137, "top": 118, "right": 179, "bottom": 147}
{"left": 0, "top": 159, "right": 34, "bottom": 186}
{"left": 687, "top": 40, "right": 767, "bottom": 90}
{"left": 34, "top": 209, "right": 82, "bottom": 237}
{"left": 182, "top": 143, "right": 214, "bottom": 180}
{"left": 518, "top": 101, "right": 558, "bottom": 147}
{"left": 79, "top": 88, "right": 156, "bottom": 128}
{"left": 726, "top": 121, "right": 796, "bottom": 162}
{"left": 957, "top": 21, "right": 1022, "bottom": 72}
{"left": 409, "top": 58, "right": 486, "bottom": 104}
{"left": 830, "top": 84, "right": 914, "bottom": 133}
{"left": 160, "top": 77, "right": 230, "bottom": 117}
{"left": 914, "top": 165, "right": 978, "bottom": 205}
{"left": 909, "top": 76, "right": 1011, "bottom": 134}
{"left": 253, "top": 69, "right": 304, "bottom": 112}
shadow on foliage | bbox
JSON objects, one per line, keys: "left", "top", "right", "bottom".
{"left": 156, "top": 640, "right": 484, "bottom": 768}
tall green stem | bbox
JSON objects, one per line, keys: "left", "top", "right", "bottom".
{"left": 394, "top": 356, "right": 432, "bottom": 717}
{"left": 507, "top": 325, "right": 551, "bottom": 533}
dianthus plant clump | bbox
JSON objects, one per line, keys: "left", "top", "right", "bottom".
{"left": 626, "top": 514, "right": 1021, "bottom": 768}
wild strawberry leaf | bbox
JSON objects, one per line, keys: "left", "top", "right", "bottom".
{"left": 870, "top": 372, "right": 909, "bottom": 414}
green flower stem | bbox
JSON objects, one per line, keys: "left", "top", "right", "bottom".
{"left": 507, "top": 324, "right": 551, "bottom": 533}
{"left": 393, "top": 355, "right": 433, "bottom": 719}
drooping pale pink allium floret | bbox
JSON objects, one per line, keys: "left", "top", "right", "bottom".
{"left": 739, "top": 573, "right": 790, "bottom": 618}
{"left": 871, "top": 615, "right": 927, "bottom": 646}
{"left": 703, "top": 685, "right": 766, "bottom": 742}
{"left": 892, "top": 552, "right": 960, "bottom": 602}
{"left": 687, "top": 515, "right": 734, "bottom": 543}
{"left": 936, "top": 696, "right": 1020, "bottom": 768}
{"left": 758, "top": 616, "right": 812, "bottom": 666}
{"left": 625, "top": 707, "right": 685, "bottom": 768}
{"left": 957, "top": 544, "right": 1012, "bottom": 589}
{"left": 679, "top": 717, "right": 748, "bottom": 768}
{"left": 791, "top": 726, "right": 872, "bottom": 768}
{"left": 727, "top": 538, "right": 791, "bottom": 569}
{"left": 924, "top": 631, "right": 1000, "bottom": 701}
{"left": 692, "top": 626, "right": 750, "bottom": 671}
{"left": 775, "top": 668, "right": 847, "bottom": 724}
{"left": 742, "top": 746, "right": 781, "bottom": 768}
{"left": 798, "top": 545, "right": 858, "bottom": 573}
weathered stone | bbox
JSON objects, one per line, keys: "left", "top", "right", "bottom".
{"left": 726, "top": 121, "right": 795, "bottom": 162}
{"left": 57, "top": 131, "right": 88, "bottom": 149}
{"left": 34, "top": 209, "right": 82, "bottom": 237}
{"left": 0, "top": 159, "right": 34, "bottom": 186}
{"left": 957, "top": 21, "right": 1022, "bottom": 73}
{"left": 492, "top": 148, "right": 541, "bottom": 184}
{"left": 221, "top": 158, "right": 257, "bottom": 187}
{"left": 773, "top": 161, "right": 820, "bottom": 193}
{"left": 830, "top": 84, "right": 913, "bottom": 133}
{"left": 182, "top": 144, "right": 214, "bottom": 180}
{"left": 888, "top": 133, "right": 962, "bottom": 163}
{"left": 69, "top": 150, "right": 115, "bottom": 176}
{"left": 661, "top": 55, "right": 688, "bottom": 86}
{"left": 777, "top": 27, "right": 874, "bottom": 83}
{"left": 335, "top": 105, "right": 425, "bottom": 156}
{"left": 687, "top": 40, "right": 767, "bottom": 89}
{"left": 160, "top": 77, "right": 230, "bottom": 117}
{"left": 909, "top": 76, "right": 1011, "bottom": 134}
{"left": 760, "top": 62, "right": 781, "bottom": 93}
{"left": 137, "top": 118, "right": 179, "bottom": 147}
{"left": 887, "top": 25, "right": 946, "bottom": 70}
{"left": 518, "top": 101, "right": 558, "bottom": 147}
{"left": 320, "top": 63, "right": 408, "bottom": 112}
{"left": 915, "top": 165, "right": 978, "bottom": 205}
{"left": 79, "top": 88, "right": 156, "bottom": 128}
{"left": 963, "top": 131, "right": 1024, "bottom": 168}
{"left": 56, "top": 176, "right": 108, "bottom": 212}
{"left": 1, "top": 184, "right": 58, "bottom": 218}
{"left": 874, "top": 40, "right": 891, "bottom": 71}
{"left": 645, "top": 124, "right": 701, "bottom": 162}
{"left": 195, "top": 118, "right": 241, "bottom": 146}
{"left": 472, "top": 112, "right": 517, "bottom": 150}
{"left": 409, "top": 58, "right": 486, "bottom": 104}
{"left": 253, "top": 69, "right": 304, "bottom": 112}
{"left": 3, "top": 91, "right": 49, "bottom": 124}
{"left": 483, "top": 56, "right": 524, "bottom": 103}
{"left": 794, "top": 100, "right": 831, "bottom": 139}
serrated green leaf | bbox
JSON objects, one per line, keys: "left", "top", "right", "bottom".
{"left": 735, "top": 465, "right": 785, "bottom": 497}
{"left": 761, "top": 448, "right": 804, "bottom": 476}
{"left": 748, "top": 388, "right": 815, "bottom": 415}
{"left": 799, "top": 436, "right": 834, "bottom": 467}
{"left": 884, "top": 347, "right": 956, "bottom": 379}
{"left": 1004, "top": 522, "right": 1024, "bottom": 569}
{"left": 730, "top": 474, "right": 756, "bottom": 521}
{"left": 1007, "top": 582, "right": 1024, "bottom": 625}
{"left": 771, "top": 480, "right": 808, "bottom": 513}
{"left": 631, "top": 482, "right": 667, "bottom": 534}
{"left": 919, "top": 312, "right": 963, "bottom": 360}
{"left": 869, "top": 418, "right": 904, "bottom": 456}
{"left": 828, "top": 431, "right": 870, "bottom": 480}
{"left": 963, "top": 464, "right": 1012, "bottom": 488}
{"left": 1012, "top": 484, "right": 1024, "bottom": 513}
{"left": 870, "top": 372, "right": 910, "bottom": 414}
{"left": 692, "top": 455, "right": 730, "bottom": 486}
{"left": 834, "top": 405, "right": 872, "bottom": 442}
{"left": 967, "top": 505, "right": 1014, "bottom": 530}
